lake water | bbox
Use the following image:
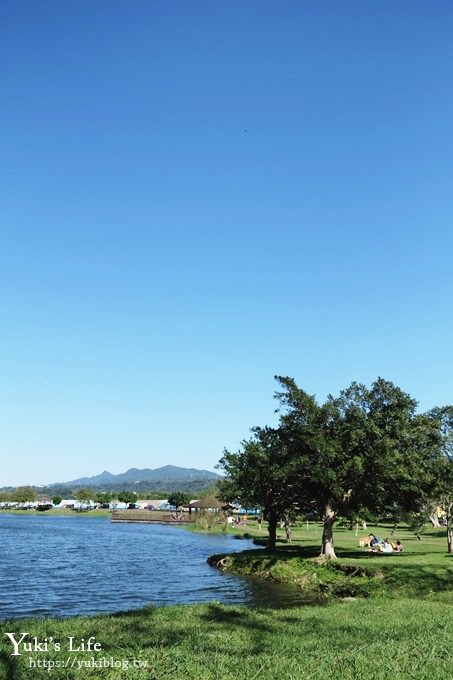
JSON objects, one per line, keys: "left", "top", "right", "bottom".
{"left": 0, "top": 514, "right": 305, "bottom": 619}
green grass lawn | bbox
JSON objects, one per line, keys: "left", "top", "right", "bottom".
{"left": 218, "top": 521, "right": 453, "bottom": 605}
{"left": 0, "top": 521, "right": 451, "bottom": 679}
{"left": 1, "top": 598, "right": 451, "bottom": 680}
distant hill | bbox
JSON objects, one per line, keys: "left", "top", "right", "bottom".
{"left": 46, "top": 465, "right": 221, "bottom": 491}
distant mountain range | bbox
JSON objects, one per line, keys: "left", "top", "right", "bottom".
{"left": 44, "top": 465, "right": 221, "bottom": 492}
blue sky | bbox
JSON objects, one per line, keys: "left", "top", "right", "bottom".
{"left": 1, "top": 1, "right": 453, "bottom": 487}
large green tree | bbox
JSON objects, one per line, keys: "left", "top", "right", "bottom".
{"left": 220, "top": 376, "right": 443, "bottom": 559}
{"left": 167, "top": 492, "right": 190, "bottom": 511}
{"left": 95, "top": 492, "right": 112, "bottom": 507}
{"left": 338, "top": 379, "right": 440, "bottom": 555}
{"left": 427, "top": 406, "right": 453, "bottom": 552}
{"left": 13, "top": 486, "right": 37, "bottom": 504}
{"left": 117, "top": 491, "right": 136, "bottom": 507}
{"left": 74, "top": 487, "right": 94, "bottom": 510}
{"left": 277, "top": 376, "right": 442, "bottom": 558}
{"left": 218, "top": 426, "right": 301, "bottom": 550}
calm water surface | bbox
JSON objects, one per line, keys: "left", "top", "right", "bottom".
{"left": 0, "top": 514, "right": 305, "bottom": 618}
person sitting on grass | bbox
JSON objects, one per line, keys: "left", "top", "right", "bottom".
{"left": 378, "top": 538, "right": 394, "bottom": 553}
{"left": 366, "top": 534, "right": 386, "bottom": 553}
{"left": 392, "top": 540, "right": 403, "bottom": 552}
{"left": 369, "top": 534, "right": 382, "bottom": 548}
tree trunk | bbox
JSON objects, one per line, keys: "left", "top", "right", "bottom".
{"left": 319, "top": 505, "right": 337, "bottom": 560}
{"left": 284, "top": 513, "right": 292, "bottom": 543}
{"left": 428, "top": 513, "right": 441, "bottom": 528}
{"left": 447, "top": 508, "right": 453, "bottom": 554}
{"left": 267, "top": 509, "right": 277, "bottom": 551}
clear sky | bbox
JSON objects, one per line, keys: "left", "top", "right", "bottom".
{"left": 1, "top": 1, "right": 453, "bottom": 487}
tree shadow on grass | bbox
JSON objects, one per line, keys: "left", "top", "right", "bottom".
{"left": 201, "top": 602, "right": 273, "bottom": 631}
{"left": 96, "top": 603, "right": 281, "bottom": 664}
{"left": 0, "top": 649, "right": 20, "bottom": 680}
{"left": 245, "top": 544, "right": 321, "bottom": 559}
{"left": 416, "top": 528, "right": 447, "bottom": 538}
{"left": 378, "top": 561, "right": 453, "bottom": 592}
{"left": 198, "top": 602, "right": 291, "bottom": 659}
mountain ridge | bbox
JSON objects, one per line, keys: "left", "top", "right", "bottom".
{"left": 48, "top": 464, "right": 221, "bottom": 489}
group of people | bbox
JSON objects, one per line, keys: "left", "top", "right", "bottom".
{"left": 363, "top": 533, "right": 403, "bottom": 553}
{"left": 226, "top": 514, "right": 247, "bottom": 527}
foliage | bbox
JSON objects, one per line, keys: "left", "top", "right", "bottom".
{"left": 193, "top": 512, "right": 227, "bottom": 533}
{"left": 194, "top": 492, "right": 223, "bottom": 509}
{"left": 199, "top": 483, "right": 222, "bottom": 498}
{"left": 279, "top": 376, "right": 440, "bottom": 516}
{"left": 12, "top": 486, "right": 36, "bottom": 503}
{"left": 167, "top": 492, "right": 190, "bottom": 510}
{"left": 117, "top": 490, "right": 136, "bottom": 506}
{"left": 218, "top": 428, "right": 299, "bottom": 549}
{"left": 219, "top": 375, "right": 448, "bottom": 559}
{"left": 405, "top": 511, "right": 427, "bottom": 540}
{"left": 69, "top": 479, "right": 217, "bottom": 495}
{"left": 73, "top": 488, "right": 94, "bottom": 511}
{"left": 74, "top": 487, "right": 93, "bottom": 501}
{"left": 95, "top": 491, "right": 112, "bottom": 506}
{"left": 426, "top": 406, "right": 453, "bottom": 551}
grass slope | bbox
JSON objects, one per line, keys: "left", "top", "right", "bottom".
{"left": 210, "top": 523, "right": 453, "bottom": 604}
{"left": 0, "top": 599, "right": 451, "bottom": 680}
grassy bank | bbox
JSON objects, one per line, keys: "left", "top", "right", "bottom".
{"left": 209, "top": 522, "right": 453, "bottom": 604}
{"left": 0, "top": 598, "right": 451, "bottom": 680}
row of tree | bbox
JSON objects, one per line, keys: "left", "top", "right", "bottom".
{"left": 0, "top": 487, "right": 119, "bottom": 506}
{"left": 0, "top": 488, "right": 212, "bottom": 510}
{"left": 0, "top": 485, "right": 217, "bottom": 506}
{"left": 218, "top": 376, "right": 453, "bottom": 558}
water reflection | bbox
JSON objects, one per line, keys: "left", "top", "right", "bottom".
{"left": 0, "top": 514, "right": 308, "bottom": 618}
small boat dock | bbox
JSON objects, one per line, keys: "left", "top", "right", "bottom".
{"left": 111, "top": 510, "right": 194, "bottom": 524}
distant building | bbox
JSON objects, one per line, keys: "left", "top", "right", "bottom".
{"left": 37, "top": 495, "right": 53, "bottom": 511}
{"left": 135, "top": 499, "right": 167, "bottom": 510}
{"left": 55, "top": 499, "right": 77, "bottom": 509}
{"left": 37, "top": 495, "right": 52, "bottom": 506}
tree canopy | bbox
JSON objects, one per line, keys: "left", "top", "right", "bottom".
{"left": 218, "top": 376, "right": 448, "bottom": 558}
{"left": 219, "top": 427, "right": 299, "bottom": 549}
{"left": 167, "top": 492, "right": 190, "bottom": 510}
{"left": 426, "top": 406, "right": 453, "bottom": 552}
{"left": 74, "top": 487, "right": 93, "bottom": 502}
{"left": 117, "top": 490, "right": 136, "bottom": 506}
{"left": 12, "top": 486, "right": 37, "bottom": 503}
